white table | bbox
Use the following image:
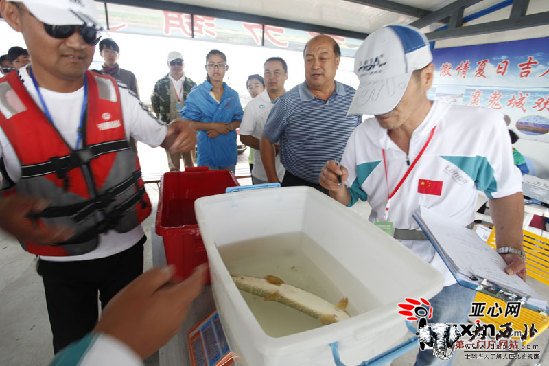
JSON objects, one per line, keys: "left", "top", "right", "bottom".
{"left": 151, "top": 231, "right": 216, "bottom": 366}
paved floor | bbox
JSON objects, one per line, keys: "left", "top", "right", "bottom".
{"left": 0, "top": 143, "right": 547, "bottom": 365}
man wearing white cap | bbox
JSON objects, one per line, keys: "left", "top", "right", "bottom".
{"left": 0, "top": 0, "right": 198, "bottom": 357}
{"left": 152, "top": 51, "right": 197, "bottom": 170}
{"left": 320, "top": 25, "right": 525, "bottom": 365}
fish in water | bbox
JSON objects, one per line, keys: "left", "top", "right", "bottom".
{"left": 232, "top": 274, "right": 350, "bottom": 325}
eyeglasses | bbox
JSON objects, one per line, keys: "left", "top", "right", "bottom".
{"left": 206, "top": 63, "right": 227, "bottom": 70}
{"left": 170, "top": 60, "right": 183, "bottom": 66}
{"left": 43, "top": 23, "right": 101, "bottom": 46}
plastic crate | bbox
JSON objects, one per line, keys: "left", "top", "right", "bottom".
{"left": 155, "top": 167, "right": 238, "bottom": 281}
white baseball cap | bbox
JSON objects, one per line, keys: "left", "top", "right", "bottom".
{"left": 348, "top": 25, "right": 432, "bottom": 116}
{"left": 167, "top": 51, "right": 184, "bottom": 63}
{"left": 11, "top": 0, "right": 101, "bottom": 27}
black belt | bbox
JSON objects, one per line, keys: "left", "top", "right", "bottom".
{"left": 394, "top": 223, "right": 474, "bottom": 241}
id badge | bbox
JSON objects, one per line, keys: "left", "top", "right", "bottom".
{"left": 374, "top": 220, "right": 395, "bottom": 237}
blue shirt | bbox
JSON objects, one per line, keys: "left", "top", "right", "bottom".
{"left": 263, "top": 81, "right": 361, "bottom": 183}
{"left": 181, "top": 81, "right": 243, "bottom": 167}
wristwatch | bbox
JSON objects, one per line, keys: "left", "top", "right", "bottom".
{"left": 496, "top": 246, "right": 525, "bottom": 259}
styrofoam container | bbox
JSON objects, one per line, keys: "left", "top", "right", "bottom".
{"left": 195, "top": 187, "right": 443, "bottom": 366}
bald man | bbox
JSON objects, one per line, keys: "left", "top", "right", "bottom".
{"left": 261, "top": 35, "right": 361, "bottom": 191}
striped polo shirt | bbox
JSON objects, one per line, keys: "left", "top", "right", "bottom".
{"left": 263, "top": 81, "right": 361, "bottom": 183}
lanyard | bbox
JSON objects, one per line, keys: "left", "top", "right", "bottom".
{"left": 29, "top": 68, "right": 88, "bottom": 149}
{"left": 172, "top": 79, "right": 184, "bottom": 102}
{"left": 381, "top": 126, "right": 436, "bottom": 220}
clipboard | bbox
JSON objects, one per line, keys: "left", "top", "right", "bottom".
{"left": 412, "top": 207, "right": 548, "bottom": 313}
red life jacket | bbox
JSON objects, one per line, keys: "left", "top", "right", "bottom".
{"left": 0, "top": 70, "right": 151, "bottom": 256}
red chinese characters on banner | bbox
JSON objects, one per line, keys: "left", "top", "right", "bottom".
{"left": 475, "top": 59, "right": 489, "bottom": 78}
{"left": 243, "top": 23, "right": 288, "bottom": 48}
{"left": 163, "top": 12, "right": 217, "bottom": 38}
{"left": 470, "top": 90, "right": 482, "bottom": 106}
{"left": 455, "top": 60, "right": 470, "bottom": 78}
{"left": 507, "top": 92, "right": 529, "bottom": 113}
{"left": 517, "top": 56, "right": 539, "bottom": 78}
{"left": 539, "top": 68, "right": 549, "bottom": 77}
{"left": 533, "top": 96, "right": 549, "bottom": 112}
{"left": 496, "top": 60, "right": 509, "bottom": 76}
{"left": 440, "top": 62, "right": 453, "bottom": 77}
{"left": 487, "top": 90, "right": 503, "bottom": 110}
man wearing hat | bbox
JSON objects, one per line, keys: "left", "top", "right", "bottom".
{"left": 98, "top": 38, "right": 139, "bottom": 97}
{"left": 320, "top": 25, "right": 525, "bottom": 365}
{"left": 0, "top": 0, "right": 196, "bottom": 354}
{"left": 152, "top": 51, "right": 197, "bottom": 171}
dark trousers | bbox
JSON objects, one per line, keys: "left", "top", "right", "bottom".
{"left": 36, "top": 237, "right": 145, "bottom": 353}
{"left": 281, "top": 171, "right": 328, "bottom": 194}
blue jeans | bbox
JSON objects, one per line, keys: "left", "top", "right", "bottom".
{"left": 414, "top": 284, "right": 476, "bottom": 366}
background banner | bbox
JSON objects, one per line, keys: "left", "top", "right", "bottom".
{"left": 432, "top": 37, "right": 549, "bottom": 143}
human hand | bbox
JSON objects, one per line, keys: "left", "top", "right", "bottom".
{"left": 501, "top": 253, "right": 526, "bottom": 280}
{"left": 0, "top": 195, "right": 73, "bottom": 244}
{"left": 95, "top": 264, "right": 207, "bottom": 360}
{"left": 207, "top": 130, "right": 220, "bottom": 138}
{"left": 163, "top": 119, "right": 196, "bottom": 153}
{"left": 213, "top": 123, "right": 231, "bottom": 134}
{"left": 319, "top": 160, "right": 348, "bottom": 192}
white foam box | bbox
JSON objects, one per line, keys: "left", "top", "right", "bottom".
{"left": 195, "top": 187, "right": 443, "bottom": 366}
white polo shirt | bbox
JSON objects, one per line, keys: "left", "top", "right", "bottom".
{"left": 240, "top": 90, "right": 285, "bottom": 182}
{"left": 341, "top": 100, "right": 522, "bottom": 285}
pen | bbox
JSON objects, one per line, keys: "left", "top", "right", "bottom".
{"left": 336, "top": 161, "right": 342, "bottom": 186}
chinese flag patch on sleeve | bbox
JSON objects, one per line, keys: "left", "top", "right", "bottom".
{"left": 418, "top": 179, "right": 443, "bottom": 196}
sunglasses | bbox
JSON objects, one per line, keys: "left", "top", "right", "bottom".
{"left": 43, "top": 23, "right": 101, "bottom": 46}
{"left": 170, "top": 60, "right": 184, "bottom": 66}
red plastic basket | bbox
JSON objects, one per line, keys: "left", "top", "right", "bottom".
{"left": 155, "top": 167, "right": 238, "bottom": 282}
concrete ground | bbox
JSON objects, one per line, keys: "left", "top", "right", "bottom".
{"left": 0, "top": 143, "right": 548, "bottom": 365}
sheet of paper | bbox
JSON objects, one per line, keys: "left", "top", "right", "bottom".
{"left": 418, "top": 207, "right": 542, "bottom": 300}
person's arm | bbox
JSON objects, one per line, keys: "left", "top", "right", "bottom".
{"left": 319, "top": 160, "right": 351, "bottom": 206}
{"left": 240, "top": 101, "right": 259, "bottom": 148}
{"left": 50, "top": 265, "right": 207, "bottom": 365}
{"left": 240, "top": 135, "right": 259, "bottom": 150}
{"left": 161, "top": 120, "right": 196, "bottom": 153}
{"left": 130, "top": 73, "right": 139, "bottom": 99}
{"left": 49, "top": 333, "right": 141, "bottom": 366}
{"left": 260, "top": 99, "right": 288, "bottom": 183}
{"left": 150, "top": 83, "right": 160, "bottom": 116}
{"left": 260, "top": 135, "right": 280, "bottom": 183}
{"left": 481, "top": 112, "right": 526, "bottom": 279}
{"left": 181, "top": 119, "right": 231, "bottom": 134}
{"left": 229, "top": 120, "right": 241, "bottom": 131}
{"left": 0, "top": 195, "right": 74, "bottom": 244}
{"left": 489, "top": 192, "right": 526, "bottom": 279}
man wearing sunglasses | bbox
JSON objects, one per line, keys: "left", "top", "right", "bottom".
{"left": 0, "top": 0, "right": 196, "bottom": 358}
{"left": 152, "top": 51, "right": 197, "bottom": 171}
